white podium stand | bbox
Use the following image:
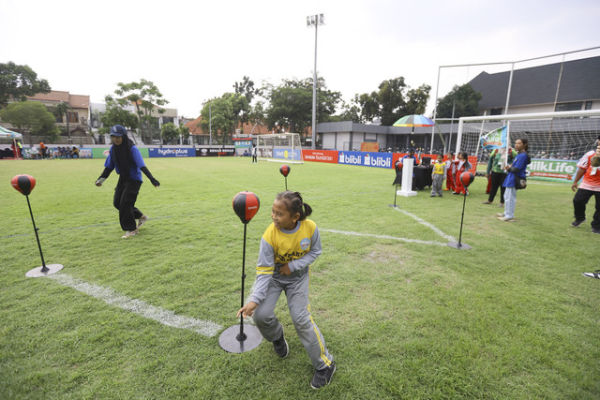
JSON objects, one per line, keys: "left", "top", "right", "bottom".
{"left": 397, "top": 158, "right": 417, "bottom": 197}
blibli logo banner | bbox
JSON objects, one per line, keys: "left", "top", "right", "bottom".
{"left": 338, "top": 151, "right": 392, "bottom": 168}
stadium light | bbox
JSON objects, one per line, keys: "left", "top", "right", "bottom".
{"left": 306, "top": 13, "right": 324, "bottom": 149}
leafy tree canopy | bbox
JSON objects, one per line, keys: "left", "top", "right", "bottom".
{"left": 264, "top": 77, "right": 341, "bottom": 133}
{"left": 435, "top": 84, "right": 482, "bottom": 118}
{"left": 352, "top": 77, "right": 431, "bottom": 125}
{"left": 0, "top": 101, "right": 58, "bottom": 138}
{"left": 0, "top": 62, "right": 51, "bottom": 107}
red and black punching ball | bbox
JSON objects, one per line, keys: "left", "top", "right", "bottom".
{"left": 279, "top": 164, "right": 290, "bottom": 177}
{"left": 460, "top": 171, "right": 475, "bottom": 188}
{"left": 11, "top": 174, "right": 36, "bottom": 196}
{"left": 232, "top": 191, "right": 260, "bottom": 224}
{"left": 279, "top": 165, "right": 291, "bottom": 190}
{"left": 395, "top": 160, "right": 403, "bottom": 171}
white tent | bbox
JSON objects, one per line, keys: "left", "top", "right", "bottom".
{"left": 0, "top": 125, "right": 23, "bottom": 139}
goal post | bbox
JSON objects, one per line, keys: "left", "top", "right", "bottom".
{"left": 455, "top": 109, "right": 600, "bottom": 182}
{"left": 255, "top": 133, "right": 304, "bottom": 164}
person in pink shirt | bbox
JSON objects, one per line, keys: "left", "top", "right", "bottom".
{"left": 571, "top": 137, "right": 600, "bottom": 234}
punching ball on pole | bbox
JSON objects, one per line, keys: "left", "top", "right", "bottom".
{"left": 279, "top": 165, "right": 290, "bottom": 191}
{"left": 448, "top": 172, "right": 474, "bottom": 250}
{"left": 219, "top": 191, "right": 263, "bottom": 353}
{"left": 11, "top": 175, "right": 64, "bottom": 277}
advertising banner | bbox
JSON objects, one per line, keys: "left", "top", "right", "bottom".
{"left": 79, "top": 148, "right": 92, "bottom": 159}
{"left": 527, "top": 158, "right": 578, "bottom": 182}
{"left": 196, "top": 147, "right": 236, "bottom": 157}
{"left": 338, "top": 151, "right": 393, "bottom": 168}
{"left": 92, "top": 148, "right": 111, "bottom": 159}
{"left": 149, "top": 147, "right": 195, "bottom": 157}
{"left": 301, "top": 149, "right": 339, "bottom": 163}
{"left": 91, "top": 147, "right": 149, "bottom": 159}
{"left": 272, "top": 148, "right": 302, "bottom": 161}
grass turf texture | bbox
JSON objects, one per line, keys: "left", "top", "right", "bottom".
{"left": 1, "top": 157, "right": 598, "bottom": 399}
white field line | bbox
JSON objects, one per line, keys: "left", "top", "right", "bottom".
{"left": 320, "top": 229, "right": 448, "bottom": 246}
{"left": 392, "top": 207, "right": 457, "bottom": 242}
{"left": 47, "top": 273, "right": 222, "bottom": 337}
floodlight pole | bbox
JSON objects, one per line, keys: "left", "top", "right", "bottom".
{"left": 307, "top": 14, "right": 324, "bottom": 150}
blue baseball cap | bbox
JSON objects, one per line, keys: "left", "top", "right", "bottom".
{"left": 110, "top": 125, "right": 127, "bottom": 137}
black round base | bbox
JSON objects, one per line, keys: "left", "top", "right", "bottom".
{"left": 447, "top": 242, "right": 472, "bottom": 250}
{"left": 219, "top": 324, "right": 263, "bottom": 353}
{"left": 388, "top": 204, "right": 398, "bottom": 208}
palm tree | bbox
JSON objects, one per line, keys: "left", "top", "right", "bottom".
{"left": 55, "top": 101, "right": 71, "bottom": 143}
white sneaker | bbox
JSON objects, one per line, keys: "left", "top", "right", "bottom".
{"left": 496, "top": 213, "right": 505, "bottom": 217}
{"left": 137, "top": 215, "right": 148, "bottom": 228}
{"left": 121, "top": 230, "right": 138, "bottom": 239}
{"left": 497, "top": 216, "right": 515, "bottom": 222}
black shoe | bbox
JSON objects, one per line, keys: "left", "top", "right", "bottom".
{"left": 273, "top": 334, "right": 289, "bottom": 358}
{"left": 311, "top": 362, "right": 336, "bottom": 389}
{"left": 592, "top": 227, "right": 600, "bottom": 234}
{"left": 571, "top": 219, "right": 586, "bottom": 227}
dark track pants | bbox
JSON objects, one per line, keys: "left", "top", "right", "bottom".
{"left": 573, "top": 188, "right": 600, "bottom": 229}
{"left": 488, "top": 172, "right": 507, "bottom": 203}
{"left": 113, "top": 178, "right": 143, "bottom": 231}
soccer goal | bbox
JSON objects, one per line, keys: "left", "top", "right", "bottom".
{"left": 455, "top": 109, "right": 600, "bottom": 181}
{"left": 255, "top": 133, "right": 304, "bottom": 164}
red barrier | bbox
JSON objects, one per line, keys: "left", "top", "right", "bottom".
{"left": 302, "top": 149, "right": 339, "bottom": 163}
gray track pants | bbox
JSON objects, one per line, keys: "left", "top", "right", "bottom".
{"left": 253, "top": 272, "right": 334, "bottom": 370}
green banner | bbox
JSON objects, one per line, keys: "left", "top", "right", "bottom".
{"left": 92, "top": 147, "right": 149, "bottom": 159}
{"left": 528, "top": 159, "right": 577, "bottom": 182}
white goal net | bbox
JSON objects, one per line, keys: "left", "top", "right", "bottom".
{"left": 455, "top": 109, "right": 600, "bottom": 182}
{"left": 255, "top": 133, "right": 304, "bottom": 164}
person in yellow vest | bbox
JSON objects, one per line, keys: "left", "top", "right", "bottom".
{"left": 430, "top": 154, "right": 446, "bottom": 197}
{"left": 238, "top": 191, "right": 335, "bottom": 389}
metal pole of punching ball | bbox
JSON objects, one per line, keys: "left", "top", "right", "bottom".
{"left": 237, "top": 223, "right": 248, "bottom": 341}
{"left": 26, "top": 195, "right": 48, "bottom": 272}
{"left": 457, "top": 192, "right": 467, "bottom": 247}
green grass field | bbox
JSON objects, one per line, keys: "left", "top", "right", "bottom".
{"left": 1, "top": 157, "right": 599, "bottom": 399}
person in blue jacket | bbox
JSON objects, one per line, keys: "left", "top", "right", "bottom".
{"left": 497, "top": 138, "right": 530, "bottom": 222}
{"left": 95, "top": 125, "right": 160, "bottom": 238}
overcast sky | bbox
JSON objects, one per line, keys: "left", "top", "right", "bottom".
{"left": 1, "top": 0, "right": 599, "bottom": 118}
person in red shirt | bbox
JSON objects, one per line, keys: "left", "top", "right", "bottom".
{"left": 571, "top": 138, "right": 600, "bottom": 234}
{"left": 444, "top": 152, "right": 456, "bottom": 192}
{"left": 453, "top": 152, "right": 471, "bottom": 195}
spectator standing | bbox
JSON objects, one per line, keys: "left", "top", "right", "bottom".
{"left": 498, "top": 139, "right": 530, "bottom": 222}
{"left": 430, "top": 154, "right": 446, "bottom": 197}
{"left": 483, "top": 147, "right": 517, "bottom": 206}
{"left": 571, "top": 137, "right": 600, "bottom": 234}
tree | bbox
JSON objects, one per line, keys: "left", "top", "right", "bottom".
{"left": 110, "top": 79, "right": 168, "bottom": 142}
{"left": 233, "top": 76, "right": 259, "bottom": 131}
{"left": 0, "top": 62, "right": 51, "bottom": 107}
{"left": 0, "top": 101, "right": 58, "bottom": 143}
{"left": 99, "top": 96, "right": 139, "bottom": 135}
{"left": 265, "top": 77, "right": 341, "bottom": 134}
{"left": 199, "top": 94, "right": 240, "bottom": 144}
{"left": 161, "top": 122, "right": 179, "bottom": 144}
{"left": 435, "top": 84, "right": 482, "bottom": 118}
{"left": 353, "top": 77, "right": 431, "bottom": 125}
{"left": 54, "top": 101, "right": 71, "bottom": 141}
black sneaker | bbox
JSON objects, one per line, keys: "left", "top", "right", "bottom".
{"left": 310, "top": 362, "right": 336, "bottom": 389}
{"left": 592, "top": 227, "right": 600, "bottom": 234}
{"left": 273, "top": 334, "right": 288, "bottom": 358}
{"left": 571, "top": 219, "right": 586, "bottom": 227}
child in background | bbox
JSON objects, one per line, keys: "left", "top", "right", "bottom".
{"left": 238, "top": 191, "right": 335, "bottom": 390}
{"left": 431, "top": 154, "right": 446, "bottom": 197}
{"left": 445, "top": 152, "right": 456, "bottom": 192}
{"left": 453, "top": 152, "right": 472, "bottom": 195}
